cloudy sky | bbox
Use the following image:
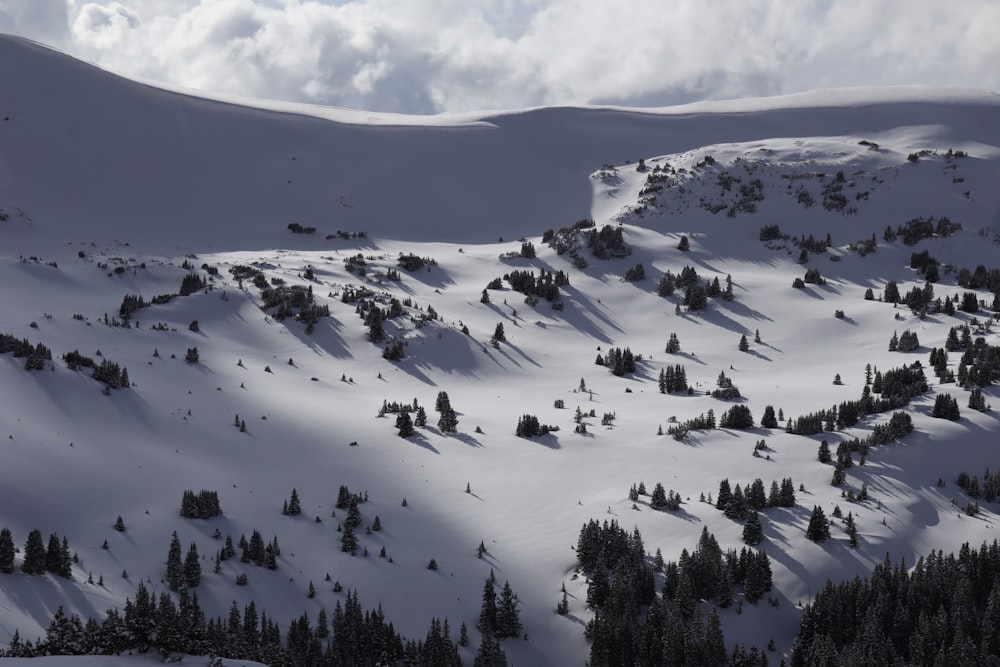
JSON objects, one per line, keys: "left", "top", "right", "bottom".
{"left": 2, "top": 0, "right": 998, "bottom": 114}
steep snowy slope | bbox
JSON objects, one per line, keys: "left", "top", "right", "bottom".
{"left": 3, "top": 33, "right": 1000, "bottom": 665}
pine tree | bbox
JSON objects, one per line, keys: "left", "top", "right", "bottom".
{"left": 340, "top": 522, "right": 357, "bottom": 554}
{"left": 739, "top": 334, "right": 749, "bottom": 351}
{"left": 743, "top": 510, "right": 764, "bottom": 545}
{"left": 761, "top": 404, "right": 777, "bottom": 428}
{"left": 818, "top": 439, "right": 831, "bottom": 463}
{"left": 184, "top": 542, "right": 201, "bottom": 588}
{"left": 474, "top": 631, "right": 508, "bottom": 667}
{"left": 496, "top": 581, "right": 522, "bottom": 638}
{"left": 806, "top": 505, "right": 831, "bottom": 542}
{"left": 478, "top": 571, "right": 498, "bottom": 634}
{"left": 556, "top": 583, "right": 569, "bottom": 615}
{"left": 665, "top": 332, "right": 681, "bottom": 353}
{"left": 114, "top": 515, "right": 126, "bottom": 532}
{"left": 287, "top": 488, "right": 302, "bottom": 516}
{"left": 459, "top": 621, "right": 470, "bottom": 646}
{"left": 845, "top": 512, "right": 858, "bottom": 547}
{"left": 415, "top": 406, "right": 428, "bottom": 427}
{"left": 45, "top": 533, "right": 64, "bottom": 575}
{"left": 0, "top": 527, "right": 14, "bottom": 573}
{"left": 492, "top": 322, "right": 506, "bottom": 344}
{"left": 396, "top": 411, "right": 415, "bottom": 437}
{"left": 166, "top": 531, "right": 184, "bottom": 590}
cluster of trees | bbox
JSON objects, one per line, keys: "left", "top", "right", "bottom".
{"left": 628, "top": 481, "right": 682, "bottom": 511}
{"left": 719, "top": 404, "right": 754, "bottom": 429}
{"left": 716, "top": 477, "right": 796, "bottom": 521}
{"left": 179, "top": 272, "right": 207, "bottom": 296}
{"left": 477, "top": 569, "right": 522, "bottom": 642}
{"left": 786, "top": 363, "right": 928, "bottom": 436}
{"left": 5, "top": 582, "right": 474, "bottom": 666}
{"left": 585, "top": 224, "right": 631, "bottom": 259}
{"left": 180, "top": 490, "right": 222, "bottom": 519}
{"left": 957, "top": 468, "right": 1000, "bottom": 502}
{"left": 932, "top": 393, "right": 961, "bottom": 420}
{"left": 260, "top": 283, "right": 329, "bottom": 332}
{"left": 501, "top": 268, "right": 568, "bottom": 302}
{"left": 397, "top": 253, "right": 436, "bottom": 272}
{"left": 0, "top": 527, "right": 73, "bottom": 577}
{"left": 657, "top": 365, "right": 688, "bottom": 393}
{"left": 889, "top": 329, "right": 920, "bottom": 352}
{"left": 578, "top": 521, "right": 772, "bottom": 666}
{"left": 791, "top": 540, "right": 1000, "bottom": 665}
{"left": 597, "top": 347, "right": 640, "bottom": 376}
{"left": 515, "top": 414, "right": 556, "bottom": 438}
{"left": 435, "top": 391, "right": 459, "bottom": 433}
{"left": 665, "top": 410, "right": 715, "bottom": 440}
{"left": 711, "top": 371, "right": 741, "bottom": 399}
{"left": 0, "top": 332, "right": 51, "bottom": 370}
{"left": 165, "top": 532, "right": 201, "bottom": 591}
{"left": 884, "top": 215, "right": 961, "bottom": 246}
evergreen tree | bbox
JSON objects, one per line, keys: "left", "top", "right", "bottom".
{"left": 340, "top": 522, "right": 358, "bottom": 554}
{"left": 184, "top": 542, "right": 201, "bottom": 588}
{"left": 287, "top": 488, "right": 302, "bottom": 516}
{"left": 743, "top": 510, "right": 764, "bottom": 545}
{"left": 478, "top": 571, "right": 498, "bottom": 634}
{"left": 415, "top": 406, "right": 428, "bottom": 427}
{"left": 492, "top": 322, "right": 506, "bottom": 344}
{"left": 496, "top": 581, "right": 522, "bottom": 638}
{"left": 739, "top": 334, "right": 749, "bottom": 351}
{"left": 818, "top": 439, "right": 832, "bottom": 463}
{"left": 806, "top": 505, "right": 831, "bottom": 542}
{"left": 473, "top": 631, "right": 508, "bottom": 667}
{"left": 761, "top": 404, "right": 777, "bottom": 428}
{"left": 650, "top": 482, "right": 668, "bottom": 509}
{"left": 0, "top": 527, "right": 14, "bottom": 573}
{"left": 438, "top": 405, "right": 459, "bottom": 433}
{"left": 665, "top": 332, "right": 681, "bottom": 353}
{"left": 114, "top": 515, "right": 126, "bottom": 532}
{"left": 678, "top": 235, "right": 690, "bottom": 251}
{"left": 396, "top": 411, "right": 415, "bottom": 437}
{"left": 845, "top": 512, "right": 858, "bottom": 547}
{"left": 45, "top": 532, "right": 63, "bottom": 575}
{"left": 932, "top": 393, "right": 961, "bottom": 420}
{"left": 166, "top": 531, "right": 184, "bottom": 591}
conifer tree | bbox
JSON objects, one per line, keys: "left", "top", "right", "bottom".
{"left": 496, "top": 581, "right": 522, "bottom": 638}
{"left": 478, "top": 571, "right": 498, "bottom": 634}
{"left": 845, "top": 512, "right": 858, "bottom": 547}
{"left": 0, "top": 527, "right": 14, "bottom": 573}
{"left": 739, "top": 334, "right": 749, "bottom": 351}
{"left": 166, "top": 531, "right": 184, "bottom": 591}
{"left": 184, "top": 542, "right": 201, "bottom": 588}
{"left": 761, "top": 404, "right": 777, "bottom": 428}
{"left": 21, "top": 528, "right": 45, "bottom": 574}
{"left": 474, "top": 631, "right": 508, "bottom": 667}
{"left": 396, "top": 411, "right": 415, "bottom": 437}
{"left": 806, "top": 505, "right": 831, "bottom": 542}
{"left": 743, "top": 510, "right": 764, "bottom": 545}
{"left": 287, "top": 488, "right": 302, "bottom": 516}
{"left": 340, "top": 522, "right": 357, "bottom": 554}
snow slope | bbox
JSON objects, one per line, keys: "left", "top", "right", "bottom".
{"left": 3, "top": 33, "right": 1000, "bottom": 664}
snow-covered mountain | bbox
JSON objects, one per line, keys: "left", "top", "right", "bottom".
{"left": 3, "top": 33, "right": 1000, "bottom": 665}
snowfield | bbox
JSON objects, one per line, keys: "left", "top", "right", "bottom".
{"left": 2, "top": 34, "right": 1000, "bottom": 665}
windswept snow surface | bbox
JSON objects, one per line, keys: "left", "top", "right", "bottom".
{"left": 3, "top": 33, "right": 1000, "bottom": 664}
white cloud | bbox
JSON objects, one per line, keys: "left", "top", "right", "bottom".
{"left": 2, "top": 0, "right": 998, "bottom": 114}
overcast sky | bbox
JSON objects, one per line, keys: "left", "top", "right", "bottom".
{"left": 2, "top": 0, "right": 998, "bottom": 114}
